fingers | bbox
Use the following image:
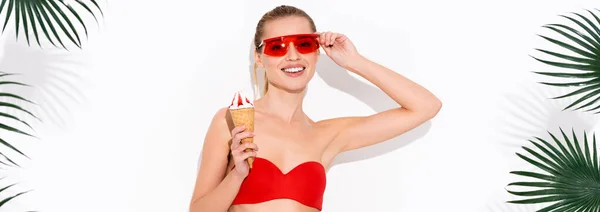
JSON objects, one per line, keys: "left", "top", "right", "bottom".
{"left": 231, "top": 133, "right": 254, "bottom": 151}
{"left": 239, "top": 150, "right": 257, "bottom": 162}
{"left": 233, "top": 150, "right": 257, "bottom": 165}
{"left": 317, "top": 32, "right": 327, "bottom": 47}
{"left": 233, "top": 142, "right": 258, "bottom": 154}
{"left": 229, "top": 125, "right": 259, "bottom": 166}
{"left": 327, "top": 32, "right": 335, "bottom": 46}
{"left": 243, "top": 143, "right": 258, "bottom": 153}
{"left": 318, "top": 32, "right": 332, "bottom": 47}
{"left": 231, "top": 142, "right": 258, "bottom": 164}
{"left": 231, "top": 125, "right": 246, "bottom": 137}
{"left": 230, "top": 125, "right": 254, "bottom": 150}
{"left": 318, "top": 31, "right": 342, "bottom": 47}
{"left": 232, "top": 131, "right": 253, "bottom": 143}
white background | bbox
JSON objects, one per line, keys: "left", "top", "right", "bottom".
{"left": 1, "top": 0, "right": 599, "bottom": 211}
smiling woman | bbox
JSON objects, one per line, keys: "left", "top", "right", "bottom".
{"left": 256, "top": 33, "right": 319, "bottom": 86}
{"left": 188, "top": 4, "right": 442, "bottom": 212}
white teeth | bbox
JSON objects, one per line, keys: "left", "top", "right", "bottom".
{"left": 282, "top": 67, "right": 305, "bottom": 73}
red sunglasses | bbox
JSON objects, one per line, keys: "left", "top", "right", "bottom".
{"left": 257, "top": 33, "right": 320, "bottom": 57}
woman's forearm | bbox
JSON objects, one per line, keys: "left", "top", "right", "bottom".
{"left": 189, "top": 172, "right": 245, "bottom": 212}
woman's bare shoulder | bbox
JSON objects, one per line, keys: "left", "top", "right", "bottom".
{"left": 189, "top": 106, "right": 235, "bottom": 206}
{"left": 213, "top": 106, "right": 236, "bottom": 131}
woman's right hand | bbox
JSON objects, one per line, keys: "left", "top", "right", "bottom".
{"left": 230, "top": 125, "right": 258, "bottom": 178}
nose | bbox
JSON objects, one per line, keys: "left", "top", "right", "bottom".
{"left": 285, "top": 42, "right": 300, "bottom": 61}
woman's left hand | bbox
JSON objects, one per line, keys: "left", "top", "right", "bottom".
{"left": 318, "top": 31, "right": 361, "bottom": 69}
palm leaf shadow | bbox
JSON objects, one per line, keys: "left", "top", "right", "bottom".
{"left": 483, "top": 191, "right": 541, "bottom": 212}
{"left": 485, "top": 204, "right": 538, "bottom": 212}
{"left": 497, "top": 83, "right": 599, "bottom": 158}
{"left": 0, "top": 30, "right": 87, "bottom": 130}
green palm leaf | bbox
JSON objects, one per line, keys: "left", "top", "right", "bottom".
{"left": 533, "top": 9, "right": 600, "bottom": 114}
{"left": 0, "top": 72, "right": 38, "bottom": 167}
{"left": 0, "top": 0, "right": 103, "bottom": 49}
{"left": 506, "top": 128, "right": 600, "bottom": 211}
{"left": 0, "top": 177, "right": 31, "bottom": 210}
{"left": 0, "top": 72, "right": 38, "bottom": 210}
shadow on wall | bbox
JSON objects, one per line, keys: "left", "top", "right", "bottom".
{"left": 314, "top": 50, "right": 431, "bottom": 166}
{"left": 482, "top": 190, "right": 542, "bottom": 212}
{"left": 497, "top": 82, "right": 599, "bottom": 157}
{"left": 482, "top": 82, "right": 600, "bottom": 211}
{"left": 0, "top": 31, "right": 87, "bottom": 130}
{"left": 246, "top": 40, "right": 432, "bottom": 167}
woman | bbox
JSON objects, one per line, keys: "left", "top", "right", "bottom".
{"left": 189, "top": 5, "right": 441, "bottom": 212}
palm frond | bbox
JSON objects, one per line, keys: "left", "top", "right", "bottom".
{"left": 533, "top": 9, "right": 600, "bottom": 114}
{"left": 0, "top": 0, "right": 103, "bottom": 49}
{"left": 0, "top": 72, "right": 38, "bottom": 166}
{"left": 506, "top": 128, "right": 600, "bottom": 211}
{"left": 0, "top": 178, "right": 31, "bottom": 210}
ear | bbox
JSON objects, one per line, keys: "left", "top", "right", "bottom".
{"left": 254, "top": 50, "right": 265, "bottom": 68}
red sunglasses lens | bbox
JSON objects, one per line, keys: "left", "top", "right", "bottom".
{"left": 264, "top": 40, "right": 287, "bottom": 56}
{"left": 295, "top": 37, "right": 319, "bottom": 54}
{"left": 262, "top": 35, "right": 319, "bottom": 56}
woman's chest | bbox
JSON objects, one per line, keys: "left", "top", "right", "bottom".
{"left": 251, "top": 120, "right": 329, "bottom": 162}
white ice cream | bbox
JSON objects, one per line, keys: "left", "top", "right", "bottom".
{"left": 229, "top": 91, "right": 254, "bottom": 109}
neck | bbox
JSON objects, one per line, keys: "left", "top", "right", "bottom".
{"left": 257, "top": 87, "right": 307, "bottom": 123}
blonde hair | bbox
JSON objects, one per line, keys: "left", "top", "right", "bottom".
{"left": 252, "top": 62, "right": 269, "bottom": 100}
{"left": 252, "top": 5, "right": 317, "bottom": 99}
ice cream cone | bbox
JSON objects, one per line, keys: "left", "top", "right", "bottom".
{"left": 228, "top": 91, "right": 255, "bottom": 168}
{"left": 229, "top": 107, "right": 254, "bottom": 168}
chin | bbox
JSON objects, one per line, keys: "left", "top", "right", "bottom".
{"left": 268, "top": 67, "right": 314, "bottom": 92}
{"left": 270, "top": 79, "right": 309, "bottom": 94}
{"left": 276, "top": 82, "right": 309, "bottom": 93}
{"left": 285, "top": 84, "right": 309, "bottom": 93}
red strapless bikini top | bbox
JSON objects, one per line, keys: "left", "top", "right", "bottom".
{"left": 231, "top": 157, "right": 327, "bottom": 211}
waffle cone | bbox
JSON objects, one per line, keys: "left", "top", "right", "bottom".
{"left": 229, "top": 107, "right": 255, "bottom": 168}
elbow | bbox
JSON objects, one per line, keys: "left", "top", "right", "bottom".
{"left": 400, "top": 97, "right": 442, "bottom": 119}
{"left": 189, "top": 197, "right": 203, "bottom": 212}
{"left": 423, "top": 98, "right": 442, "bottom": 119}
{"left": 189, "top": 202, "right": 206, "bottom": 212}
{"left": 189, "top": 201, "right": 198, "bottom": 212}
